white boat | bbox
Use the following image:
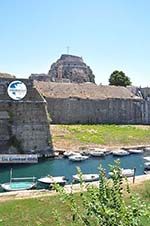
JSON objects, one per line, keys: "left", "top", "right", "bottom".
{"left": 143, "top": 156, "right": 150, "bottom": 161}
{"left": 121, "top": 169, "right": 135, "bottom": 177}
{"left": 69, "top": 154, "right": 89, "bottom": 161}
{"left": 104, "top": 151, "right": 112, "bottom": 155}
{"left": 38, "top": 176, "right": 67, "bottom": 185}
{"left": 144, "top": 170, "right": 150, "bottom": 175}
{"left": 109, "top": 168, "right": 135, "bottom": 177}
{"left": 90, "top": 151, "right": 105, "bottom": 157}
{"left": 144, "top": 162, "right": 150, "bottom": 170}
{"left": 54, "top": 152, "right": 59, "bottom": 157}
{"left": 144, "top": 147, "right": 150, "bottom": 151}
{"left": 73, "top": 174, "right": 99, "bottom": 182}
{"left": 128, "top": 149, "right": 143, "bottom": 154}
{"left": 112, "top": 150, "right": 130, "bottom": 156}
{"left": 0, "top": 169, "right": 36, "bottom": 192}
{"left": 63, "top": 151, "right": 77, "bottom": 157}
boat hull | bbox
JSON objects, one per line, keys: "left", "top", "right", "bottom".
{"left": 144, "top": 157, "right": 150, "bottom": 161}
{"left": 144, "top": 170, "right": 150, "bottom": 175}
{"left": 144, "top": 162, "right": 150, "bottom": 170}
{"left": 90, "top": 151, "right": 105, "bottom": 157}
{"left": 109, "top": 169, "right": 134, "bottom": 177}
{"left": 69, "top": 155, "right": 89, "bottom": 161}
{"left": 63, "top": 152, "right": 76, "bottom": 157}
{"left": 73, "top": 174, "right": 99, "bottom": 182}
{"left": 112, "top": 150, "right": 130, "bottom": 156}
{"left": 1, "top": 182, "right": 36, "bottom": 192}
{"left": 38, "top": 176, "right": 67, "bottom": 185}
{"left": 128, "top": 149, "right": 143, "bottom": 154}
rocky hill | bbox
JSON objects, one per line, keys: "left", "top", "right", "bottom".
{"left": 48, "top": 54, "right": 95, "bottom": 83}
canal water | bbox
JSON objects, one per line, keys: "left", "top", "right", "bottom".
{"left": 0, "top": 153, "right": 145, "bottom": 191}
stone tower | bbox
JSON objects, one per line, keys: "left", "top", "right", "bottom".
{"left": 48, "top": 54, "right": 95, "bottom": 83}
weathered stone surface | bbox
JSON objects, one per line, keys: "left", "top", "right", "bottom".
{"left": 48, "top": 54, "right": 95, "bottom": 83}
{"left": 35, "top": 81, "right": 150, "bottom": 125}
{"left": 29, "top": 73, "right": 51, "bottom": 82}
{"left": 35, "top": 82, "right": 140, "bottom": 100}
{"left": 8, "top": 146, "right": 18, "bottom": 154}
{"left": 0, "top": 78, "right": 52, "bottom": 154}
{"left": 46, "top": 97, "right": 149, "bottom": 124}
{"left": 0, "top": 72, "right": 15, "bottom": 78}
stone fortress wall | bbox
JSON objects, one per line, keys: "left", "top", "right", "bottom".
{"left": 0, "top": 78, "right": 51, "bottom": 154}
{"left": 1, "top": 54, "right": 150, "bottom": 154}
{"left": 35, "top": 81, "right": 150, "bottom": 125}
{"left": 31, "top": 54, "right": 150, "bottom": 126}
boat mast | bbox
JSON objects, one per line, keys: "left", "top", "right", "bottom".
{"left": 10, "top": 168, "right": 13, "bottom": 183}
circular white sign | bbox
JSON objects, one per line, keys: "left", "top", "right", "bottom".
{"left": 7, "top": 80, "right": 27, "bottom": 100}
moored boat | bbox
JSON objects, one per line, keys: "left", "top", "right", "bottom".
{"left": 144, "top": 147, "right": 150, "bottom": 151}
{"left": 68, "top": 154, "right": 89, "bottom": 161}
{"left": 112, "top": 150, "right": 130, "bottom": 156}
{"left": 0, "top": 169, "right": 36, "bottom": 192}
{"left": 63, "top": 151, "right": 77, "bottom": 157}
{"left": 109, "top": 168, "right": 135, "bottom": 177}
{"left": 144, "top": 170, "right": 150, "bottom": 175}
{"left": 144, "top": 162, "right": 150, "bottom": 170}
{"left": 38, "top": 176, "right": 67, "bottom": 185}
{"left": 73, "top": 174, "right": 99, "bottom": 182}
{"left": 128, "top": 149, "right": 143, "bottom": 154}
{"left": 143, "top": 156, "right": 150, "bottom": 161}
{"left": 121, "top": 169, "right": 135, "bottom": 177}
{"left": 90, "top": 151, "right": 105, "bottom": 157}
{"left": 1, "top": 181, "right": 36, "bottom": 192}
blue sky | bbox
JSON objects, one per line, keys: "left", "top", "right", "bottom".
{"left": 0, "top": 0, "right": 150, "bottom": 86}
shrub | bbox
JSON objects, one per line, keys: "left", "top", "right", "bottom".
{"left": 53, "top": 161, "right": 150, "bottom": 226}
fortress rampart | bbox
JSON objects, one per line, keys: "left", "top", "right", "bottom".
{"left": 35, "top": 81, "right": 150, "bottom": 125}
{"left": 0, "top": 78, "right": 51, "bottom": 154}
{"left": 46, "top": 98, "right": 150, "bottom": 124}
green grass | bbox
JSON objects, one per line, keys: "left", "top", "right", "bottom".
{"left": 0, "top": 181, "right": 149, "bottom": 226}
{"left": 53, "top": 124, "right": 150, "bottom": 146}
{"left": 0, "top": 196, "right": 72, "bottom": 226}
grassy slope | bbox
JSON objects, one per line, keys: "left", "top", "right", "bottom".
{"left": 51, "top": 124, "right": 150, "bottom": 148}
{"left": 0, "top": 181, "right": 149, "bottom": 226}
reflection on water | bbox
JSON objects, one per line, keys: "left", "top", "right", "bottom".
{"left": 0, "top": 153, "right": 145, "bottom": 189}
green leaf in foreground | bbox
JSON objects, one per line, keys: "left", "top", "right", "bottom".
{"left": 54, "top": 161, "right": 150, "bottom": 226}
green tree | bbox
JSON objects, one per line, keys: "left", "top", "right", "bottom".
{"left": 53, "top": 161, "right": 149, "bottom": 226}
{"left": 109, "top": 70, "right": 131, "bottom": 86}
